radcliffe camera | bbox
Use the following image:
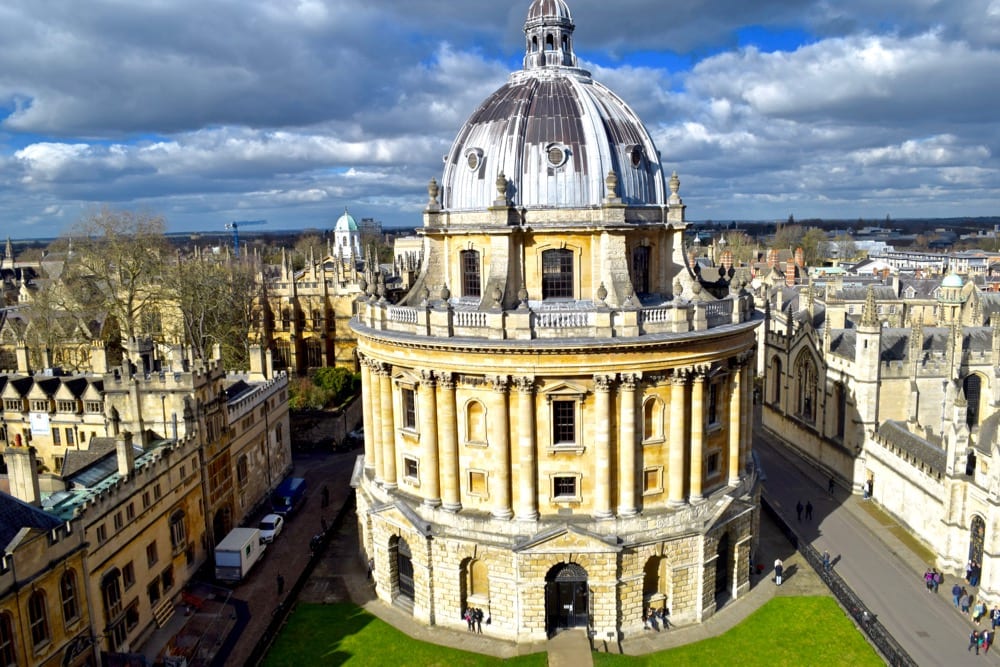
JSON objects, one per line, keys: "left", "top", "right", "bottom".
{"left": 0, "top": 1, "right": 996, "bottom": 666}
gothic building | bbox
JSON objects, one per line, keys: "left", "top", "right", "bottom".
{"left": 762, "top": 273, "right": 1000, "bottom": 604}
{"left": 351, "top": 0, "right": 760, "bottom": 642}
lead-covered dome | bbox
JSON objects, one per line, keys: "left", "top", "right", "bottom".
{"left": 440, "top": 1, "right": 667, "bottom": 212}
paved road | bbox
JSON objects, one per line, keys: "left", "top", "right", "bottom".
{"left": 755, "top": 436, "right": 995, "bottom": 665}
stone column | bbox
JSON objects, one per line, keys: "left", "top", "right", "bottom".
{"left": 514, "top": 376, "right": 538, "bottom": 521}
{"left": 690, "top": 367, "right": 707, "bottom": 502}
{"left": 419, "top": 370, "right": 440, "bottom": 507}
{"left": 360, "top": 356, "right": 376, "bottom": 473}
{"left": 378, "top": 363, "right": 397, "bottom": 489}
{"left": 368, "top": 359, "right": 384, "bottom": 483}
{"left": 618, "top": 373, "right": 639, "bottom": 516}
{"left": 594, "top": 374, "right": 614, "bottom": 519}
{"left": 728, "top": 360, "right": 743, "bottom": 487}
{"left": 489, "top": 376, "right": 513, "bottom": 520}
{"left": 668, "top": 371, "right": 688, "bottom": 506}
{"left": 742, "top": 359, "right": 754, "bottom": 474}
{"left": 438, "top": 373, "right": 461, "bottom": 512}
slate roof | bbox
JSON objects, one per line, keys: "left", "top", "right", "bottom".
{"left": 877, "top": 420, "right": 946, "bottom": 473}
{"left": 0, "top": 491, "right": 62, "bottom": 550}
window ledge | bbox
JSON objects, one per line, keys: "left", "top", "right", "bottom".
{"left": 642, "top": 437, "right": 665, "bottom": 446}
{"left": 548, "top": 445, "right": 585, "bottom": 456}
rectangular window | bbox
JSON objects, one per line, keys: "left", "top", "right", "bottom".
{"left": 122, "top": 562, "right": 135, "bottom": 589}
{"left": 96, "top": 524, "right": 107, "bottom": 544}
{"left": 552, "top": 400, "right": 576, "bottom": 444}
{"left": 553, "top": 475, "right": 577, "bottom": 499}
{"left": 461, "top": 250, "right": 481, "bottom": 298}
{"left": 468, "top": 470, "right": 487, "bottom": 497}
{"left": 142, "top": 491, "right": 151, "bottom": 509}
{"left": 4, "top": 399, "right": 20, "bottom": 411}
{"left": 154, "top": 483, "right": 162, "bottom": 500}
{"left": 31, "top": 399, "right": 49, "bottom": 412}
{"left": 113, "top": 512, "right": 123, "bottom": 531}
{"left": 66, "top": 428, "right": 75, "bottom": 446}
{"left": 402, "top": 388, "right": 416, "bottom": 430}
{"left": 147, "top": 541, "right": 158, "bottom": 567}
{"left": 57, "top": 400, "right": 75, "bottom": 412}
{"left": 403, "top": 456, "right": 419, "bottom": 481}
{"left": 643, "top": 467, "right": 663, "bottom": 495}
{"left": 53, "top": 456, "right": 64, "bottom": 473}
{"left": 126, "top": 503, "right": 135, "bottom": 521}
{"left": 707, "top": 452, "right": 721, "bottom": 476}
{"left": 542, "top": 249, "right": 574, "bottom": 299}
{"left": 161, "top": 566, "right": 175, "bottom": 592}
{"left": 148, "top": 579, "right": 161, "bottom": 605}
{"left": 52, "top": 428, "right": 61, "bottom": 446}
{"left": 707, "top": 383, "right": 720, "bottom": 425}
{"left": 86, "top": 401, "right": 103, "bottom": 413}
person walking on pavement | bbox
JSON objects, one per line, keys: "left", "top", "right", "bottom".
{"left": 992, "top": 605, "right": 1000, "bottom": 630}
{"left": 823, "top": 550, "right": 831, "bottom": 573}
{"left": 970, "top": 629, "right": 981, "bottom": 654}
{"left": 961, "top": 589, "right": 972, "bottom": 615}
{"left": 828, "top": 476, "right": 835, "bottom": 495}
{"left": 805, "top": 500, "right": 813, "bottom": 520}
{"left": 796, "top": 500, "right": 803, "bottom": 521}
{"left": 954, "top": 582, "right": 964, "bottom": 608}
{"left": 774, "top": 558, "right": 784, "bottom": 585}
{"left": 277, "top": 573, "right": 285, "bottom": 596}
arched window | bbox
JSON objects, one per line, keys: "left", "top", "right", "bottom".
{"left": 770, "top": 357, "right": 782, "bottom": 404}
{"left": 461, "top": 250, "right": 481, "bottom": 298}
{"left": 0, "top": 612, "right": 16, "bottom": 667}
{"left": 964, "top": 374, "right": 983, "bottom": 427}
{"left": 642, "top": 397, "right": 664, "bottom": 442}
{"left": 835, "top": 383, "right": 847, "bottom": 439}
{"left": 60, "top": 570, "right": 80, "bottom": 625}
{"left": 532, "top": 36, "right": 538, "bottom": 52}
{"left": 542, "top": 249, "right": 574, "bottom": 299}
{"left": 632, "top": 246, "right": 651, "bottom": 295}
{"left": 27, "top": 590, "right": 49, "bottom": 648}
{"left": 464, "top": 558, "right": 489, "bottom": 602}
{"left": 546, "top": 33, "right": 555, "bottom": 50}
{"left": 466, "top": 401, "right": 487, "bottom": 444}
{"left": 642, "top": 556, "right": 668, "bottom": 602}
{"left": 794, "top": 353, "right": 817, "bottom": 423}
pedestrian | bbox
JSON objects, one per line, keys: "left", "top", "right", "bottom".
{"left": 966, "top": 560, "right": 974, "bottom": 583}
{"left": 796, "top": 500, "right": 803, "bottom": 521}
{"left": 985, "top": 629, "right": 993, "bottom": 654}
{"left": 970, "top": 629, "right": 981, "bottom": 654}
{"left": 972, "top": 561, "right": 981, "bottom": 587}
{"left": 954, "top": 582, "right": 963, "bottom": 608}
{"left": 465, "top": 607, "right": 474, "bottom": 631}
{"left": 649, "top": 609, "right": 659, "bottom": 631}
{"left": 277, "top": 573, "right": 285, "bottom": 596}
{"left": 924, "top": 569, "right": 934, "bottom": 590}
{"left": 961, "top": 590, "right": 972, "bottom": 615}
{"left": 367, "top": 557, "right": 375, "bottom": 580}
{"left": 992, "top": 605, "right": 1000, "bottom": 629}
{"left": 828, "top": 476, "right": 835, "bottom": 495}
{"left": 823, "top": 550, "right": 831, "bottom": 573}
{"left": 975, "top": 599, "right": 988, "bottom": 624}
{"left": 321, "top": 485, "right": 329, "bottom": 508}
{"left": 660, "top": 607, "right": 670, "bottom": 629}
{"left": 805, "top": 500, "right": 813, "bottom": 520}
{"left": 932, "top": 569, "right": 942, "bottom": 593}
{"left": 475, "top": 607, "right": 484, "bottom": 633}
{"left": 774, "top": 558, "right": 784, "bottom": 585}
{"left": 642, "top": 607, "right": 650, "bottom": 630}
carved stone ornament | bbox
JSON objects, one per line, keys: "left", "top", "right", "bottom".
{"left": 427, "top": 177, "right": 440, "bottom": 207}
{"left": 440, "top": 284, "right": 451, "bottom": 301}
{"left": 597, "top": 282, "right": 608, "bottom": 302}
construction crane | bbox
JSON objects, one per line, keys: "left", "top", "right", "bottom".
{"left": 224, "top": 220, "right": 266, "bottom": 257}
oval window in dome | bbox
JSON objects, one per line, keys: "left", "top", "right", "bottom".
{"left": 630, "top": 144, "right": 644, "bottom": 168}
{"left": 547, "top": 144, "right": 568, "bottom": 167}
{"left": 466, "top": 148, "right": 484, "bottom": 171}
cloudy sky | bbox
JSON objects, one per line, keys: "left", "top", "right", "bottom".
{"left": 1, "top": 0, "right": 998, "bottom": 238}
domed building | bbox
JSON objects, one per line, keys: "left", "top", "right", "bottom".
{"left": 352, "top": 0, "right": 761, "bottom": 641}
{"left": 334, "top": 207, "right": 362, "bottom": 261}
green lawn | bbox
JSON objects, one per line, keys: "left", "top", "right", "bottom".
{"left": 263, "top": 603, "right": 547, "bottom": 666}
{"left": 593, "top": 597, "right": 882, "bottom": 666}
{"left": 265, "top": 597, "right": 881, "bottom": 667}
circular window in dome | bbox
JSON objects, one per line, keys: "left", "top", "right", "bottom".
{"left": 547, "top": 143, "right": 569, "bottom": 168}
{"left": 629, "top": 144, "right": 644, "bottom": 168}
{"left": 465, "top": 148, "right": 484, "bottom": 171}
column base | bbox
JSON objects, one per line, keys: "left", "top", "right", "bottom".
{"left": 689, "top": 494, "right": 706, "bottom": 504}
{"left": 423, "top": 498, "right": 442, "bottom": 509}
{"left": 728, "top": 477, "right": 741, "bottom": 488}
{"left": 617, "top": 506, "right": 638, "bottom": 517}
{"left": 593, "top": 510, "right": 614, "bottom": 521}
{"left": 492, "top": 509, "right": 514, "bottom": 520}
{"left": 516, "top": 512, "right": 539, "bottom": 522}
{"left": 667, "top": 498, "right": 687, "bottom": 509}
{"left": 442, "top": 502, "right": 463, "bottom": 513}
{"left": 382, "top": 482, "right": 398, "bottom": 491}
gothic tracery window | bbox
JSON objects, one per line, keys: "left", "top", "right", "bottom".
{"left": 794, "top": 353, "right": 818, "bottom": 423}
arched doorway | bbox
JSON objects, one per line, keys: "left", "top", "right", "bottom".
{"left": 392, "top": 537, "right": 414, "bottom": 601}
{"left": 715, "top": 532, "right": 731, "bottom": 595}
{"left": 969, "top": 515, "right": 986, "bottom": 569}
{"left": 545, "top": 563, "right": 589, "bottom": 635}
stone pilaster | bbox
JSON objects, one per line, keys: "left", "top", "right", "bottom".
{"left": 378, "top": 363, "right": 397, "bottom": 489}
{"left": 368, "top": 359, "right": 384, "bottom": 483}
{"left": 360, "top": 355, "right": 376, "bottom": 472}
{"left": 489, "top": 375, "right": 513, "bottom": 519}
{"left": 668, "top": 370, "right": 688, "bottom": 506}
{"left": 690, "top": 367, "right": 707, "bottom": 502}
{"left": 438, "top": 373, "right": 461, "bottom": 511}
{"left": 618, "top": 373, "right": 639, "bottom": 516}
{"left": 728, "top": 360, "right": 742, "bottom": 486}
{"left": 514, "top": 376, "right": 538, "bottom": 521}
{"left": 594, "top": 373, "right": 614, "bottom": 519}
{"left": 419, "top": 370, "right": 441, "bottom": 507}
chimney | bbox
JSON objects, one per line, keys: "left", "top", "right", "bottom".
{"left": 785, "top": 259, "right": 796, "bottom": 287}
{"left": 4, "top": 445, "right": 41, "bottom": 506}
{"left": 117, "top": 432, "right": 135, "bottom": 479}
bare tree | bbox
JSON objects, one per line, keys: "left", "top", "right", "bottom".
{"left": 63, "top": 208, "right": 169, "bottom": 343}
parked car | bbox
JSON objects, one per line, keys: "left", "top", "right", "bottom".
{"left": 258, "top": 513, "right": 284, "bottom": 543}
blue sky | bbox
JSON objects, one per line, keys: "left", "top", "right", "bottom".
{"left": 1, "top": 0, "right": 999, "bottom": 238}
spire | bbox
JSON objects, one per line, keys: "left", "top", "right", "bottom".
{"left": 523, "top": 0, "right": 579, "bottom": 71}
{"left": 860, "top": 285, "right": 879, "bottom": 328}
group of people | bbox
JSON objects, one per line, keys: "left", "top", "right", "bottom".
{"left": 923, "top": 568, "right": 943, "bottom": 592}
{"left": 966, "top": 559, "right": 983, "bottom": 587}
{"left": 464, "top": 606, "right": 488, "bottom": 633}
{"left": 794, "top": 499, "right": 814, "bottom": 521}
{"left": 968, "top": 629, "right": 994, "bottom": 655}
{"left": 642, "top": 606, "right": 670, "bottom": 631}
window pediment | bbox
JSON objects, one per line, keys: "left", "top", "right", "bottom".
{"left": 540, "top": 381, "right": 588, "bottom": 403}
